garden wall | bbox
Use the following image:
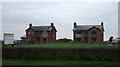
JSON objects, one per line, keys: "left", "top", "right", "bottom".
{"left": 2, "top": 47, "right": 120, "bottom": 61}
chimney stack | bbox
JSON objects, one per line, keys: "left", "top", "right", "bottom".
{"left": 29, "top": 23, "right": 32, "bottom": 28}
{"left": 51, "top": 23, "right": 54, "bottom": 26}
{"left": 74, "top": 22, "right": 77, "bottom": 27}
{"left": 101, "top": 22, "right": 104, "bottom": 31}
{"left": 101, "top": 22, "right": 103, "bottom": 26}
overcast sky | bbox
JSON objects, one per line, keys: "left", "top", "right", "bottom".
{"left": 1, "top": 2, "right": 118, "bottom": 41}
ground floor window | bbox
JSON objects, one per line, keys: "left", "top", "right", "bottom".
{"left": 28, "top": 37, "right": 33, "bottom": 41}
{"left": 43, "top": 38, "right": 48, "bottom": 42}
{"left": 76, "top": 38, "right": 82, "bottom": 41}
{"left": 91, "top": 37, "right": 97, "bottom": 42}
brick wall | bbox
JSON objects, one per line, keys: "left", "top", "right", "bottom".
{"left": 88, "top": 27, "right": 103, "bottom": 44}
{"left": 26, "top": 27, "right": 56, "bottom": 44}
{"left": 74, "top": 28, "right": 103, "bottom": 44}
{"left": 26, "top": 28, "right": 36, "bottom": 41}
{"left": 48, "top": 27, "right": 56, "bottom": 43}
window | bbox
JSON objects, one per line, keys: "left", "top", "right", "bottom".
{"left": 28, "top": 37, "right": 33, "bottom": 40}
{"left": 76, "top": 38, "right": 82, "bottom": 41}
{"left": 77, "top": 31, "right": 82, "bottom": 34}
{"left": 91, "top": 37, "right": 97, "bottom": 42}
{"left": 91, "top": 31, "right": 97, "bottom": 35}
{"left": 42, "top": 31, "right": 48, "bottom": 38}
{"left": 43, "top": 38, "right": 48, "bottom": 42}
{"left": 43, "top": 31, "right": 47, "bottom": 35}
{"left": 75, "top": 31, "right": 82, "bottom": 38}
{"left": 28, "top": 32, "right": 34, "bottom": 35}
{"left": 75, "top": 34, "right": 82, "bottom": 38}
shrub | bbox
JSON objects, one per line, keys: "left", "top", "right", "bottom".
{"left": 56, "top": 38, "right": 72, "bottom": 43}
{"left": 2, "top": 47, "right": 120, "bottom": 61}
{"left": 28, "top": 40, "right": 36, "bottom": 44}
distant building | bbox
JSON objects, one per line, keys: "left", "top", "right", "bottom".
{"left": 25, "top": 23, "right": 57, "bottom": 44}
{"left": 3, "top": 33, "right": 14, "bottom": 45}
{"left": 73, "top": 22, "right": 104, "bottom": 44}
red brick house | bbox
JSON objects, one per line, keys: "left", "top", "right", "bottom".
{"left": 25, "top": 23, "right": 57, "bottom": 44}
{"left": 73, "top": 22, "right": 104, "bottom": 44}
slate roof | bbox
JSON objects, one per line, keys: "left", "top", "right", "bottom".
{"left": 73, "top": 25, "right": 103, "bottom": 31}
{"left": 31, "top": 26, "right": 53, "bottom": 31}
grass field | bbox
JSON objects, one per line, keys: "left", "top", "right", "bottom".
{"left": 9, "top": 43, "right": 119, "bottom": 48}
{"left": 2, "top": 59, "right": 120, "bottom": 65}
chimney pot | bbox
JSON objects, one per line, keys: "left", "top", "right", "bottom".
{"left": 51, "top": 23, "right": 54, "bottom": 26}
{"left": 101, "top": 22, "right": 103, "bottom": 26}
{"left": 29, "top": 23, "right": 32, "bottom": 28}
{"left": 74, "top": 22, "right": 77, "bottom": 27}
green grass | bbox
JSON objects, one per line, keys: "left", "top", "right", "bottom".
{"left": 2, "top": 59, "right": 120, "bottom": 65}
{"left": 11, "top": 43, "right": 119, "bottom": 48}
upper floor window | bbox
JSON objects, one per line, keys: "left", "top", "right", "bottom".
{"left": 43, "top": 38, "right": 48, "bottom": 42}
{"left": 91, "top": 31, "right": 97, "bottom": 35}
{"left": 28, "top": 32, "right": 34, "bottom": 35}
{"left": 77, "top": 31, "right": 82, "bottom": 34}
{"left": 42, "top": 31, "right": 48, "bottom": 38}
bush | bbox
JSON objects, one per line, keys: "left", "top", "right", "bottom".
{"left": 28, "top": 40, "right": 36, "bottom": 44}
{"left": 56, "top": 38, "right": 72, "bottom": 43}
{"left": 2, "top": 47, "right": 120, "bottom": 61}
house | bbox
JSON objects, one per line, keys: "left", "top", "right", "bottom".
{"left": 25, "top": 23, "right": 57, "bottom": 44}
{"left": 73, "top": 22, "right": 104, "bottom": 44}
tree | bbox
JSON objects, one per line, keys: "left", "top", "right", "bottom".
{"left": 56, "top": 38, "right": 72, "bottom": 43}
{"left": 109, "top": 36, "right": 113, "bottom": 44}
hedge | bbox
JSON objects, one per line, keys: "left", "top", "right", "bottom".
{"left": 2, "top": 47, "right": 120, "bottom": 61}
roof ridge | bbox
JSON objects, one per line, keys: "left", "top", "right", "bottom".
{"left": 77, "top": 25, "right": 101, "bottom": 26}
{"left": 31, "top": 25, "right": 52, "bottom": 31}
{"left": 32, "top": 25, "right": 51, "bottom": 27}
{"left": 73, "top": 24, "right": 103, "bottom": 31}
